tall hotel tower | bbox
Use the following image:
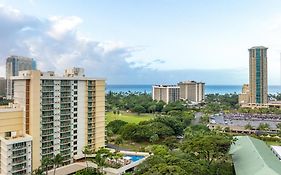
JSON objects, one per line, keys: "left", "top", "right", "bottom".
{"left": 10, "top": 68, "right": 105, "bottom": 170}
{"left": 6, "top": 56, "right": 37, "bottom": 99}
{"left": 249, "top": 46, "right": 268, "bottom": 104}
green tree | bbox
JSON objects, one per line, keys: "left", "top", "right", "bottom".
{"left": 133, "top": 105, "right": 146, "bottom": 115}
{"left": 41, "top": 157, "right": 53, "bottom": 175}
{"left": 258, "top": 123, "right": 270, "bottom": 131}
{"left": 82, "top": 146, "right": 92, "bottom": 169}
{"left": 244, "top": 123, "right": 253, "bottom": 130}
{"left": 149, "top": 134, "right": 159, "bottom": 143}
{"left": 107, "top": 120, "right": 128, "bottom": 133}
{"left": 181, "top": 131, "right": 233, "bottom": 169}
{"left": 53, "top": 154, "right": 64, "bottom": 175}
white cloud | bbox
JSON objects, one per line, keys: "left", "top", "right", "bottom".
{"left": 0, "top": 4, "right": 246, "bottom": 85}
{"left": 47, "top": 16, "right": 82, "bottom": 40}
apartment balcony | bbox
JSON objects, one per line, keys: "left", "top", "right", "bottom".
{"left": 60, "top": 98, "right": 71, "bottom": 103}
{"left": 12, "top": 163, "right": 27, "bottom": 172}
{"left": 42, "top": 118, "right": 54, "bottom": 124}
{"left": 12, "top": 157, "right": 27, "bottom": 165}
{"left": 60, "top": 138, "right": 71, "bottom": 144}
{"left": 60, "top": 127, "right": 71, "bottom": 133}
{"left": 60, "top": 116, "right": 71, "bottom": 121}
{"left": 60, "top": 144, "right": 71, "bottom": 151}
{"left": 61, "top": 93, "right": 71, "bottom": 97}
{"left": 12, "top": 150, "right": 27, "bottom": 158}
{"left": 12, "top": 143, "right": 26, "bottom": 150}
{"left": 61, "top": 150, "right": 71, "bottom": 155}
{"left": 42, "top": 142, "right": 54, "bottom": 149}
{"left": 60, "top": 82, "right": 71, "bottom": 86}
{"left": 42, "top": 89, "right": 54, "bottom": 92}
{"left": 42, "top": 136, "right": 54, "bottom": 142}
{"left": 42, "top": 130, "right": 54, "bottom": 136}
{"left": 42, "top": 83, "right": 54, "bottom": 86}
{"left": 60, "top": 132, "right": 71, "bottom": 139}
{"left": 42, "top": 124, "right": 54, "bottom": 130}
{"left": 42, "top": 148, "right": 54, "bottom": 155}
{"left": 42, "top": 100, "right": 54, "bottom": 104}
{"left": 42, "top": 108, "right": 54, "bottom": 112}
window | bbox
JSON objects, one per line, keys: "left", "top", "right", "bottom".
{"left": 74, "top": 97, "right": 77, "bottom": 100}
{"left": 5, "top": 132, "right": 11, "bottom": 137}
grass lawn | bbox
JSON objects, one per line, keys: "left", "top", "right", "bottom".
{"left": 106, "top": 111, "right": 154, "bottom": 124}
{"left": 266, "top": 141, "right": 281, "bottom": 146}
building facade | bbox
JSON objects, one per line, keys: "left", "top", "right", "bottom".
{"left": 178, "top": 81, "right": 205, "bottom": 103}
{"left": 238, "top": 84, "right": 250, "bottom": 105}
{"left": 249, "top": 46, "right": 268, "bottom": 104}
{"left": 0, "top": 104, "right": 32, "bottom": 175}
{"left": 0, "top": 77, "right": 6, "bottom": 96}
{"left": 6, "top": 56, "right": 37, "bottom": 99}
{"left": 152, "top": 85, "right": 180, "bottom": 103}
{"left": 12, "top": 68, "right": 105, "bottom": 170}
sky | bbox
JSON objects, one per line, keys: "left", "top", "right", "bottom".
{"left": 0, "top": 0, "right": 281, "bottom": 85}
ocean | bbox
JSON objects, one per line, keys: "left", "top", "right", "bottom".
{"left": 106, "top": 85, "right": 281, "bottom": 94}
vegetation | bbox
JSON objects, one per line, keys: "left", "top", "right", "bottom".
{"left": 75, "top": 168, "right": 101, "bottom": 175}
{"left": 135, "top": 128, "right": 235, "bottom": 175}
{"left": 32, "top": 154, "right": 63, "bottom": 175}
{"left": 106, "top": 112, "right": 153, "bottom": 124}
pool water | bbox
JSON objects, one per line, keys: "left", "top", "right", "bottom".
{"left": 124, "top": 155, "right": 145, "bottom": 162}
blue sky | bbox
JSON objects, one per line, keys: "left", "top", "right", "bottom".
{"left": 0, "top": 0, "right": 281, "bottom": 85}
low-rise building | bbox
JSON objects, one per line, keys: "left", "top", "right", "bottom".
{"left": 230, "top": 136, "right": 281, "bottom": 175}
{"left": 0, "top": 104, "right": 32, "bottom": 175}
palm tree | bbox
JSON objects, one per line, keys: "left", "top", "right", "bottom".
{"left": 53, "top": 154, "right": 64, "bottom": 175}
{"left": 32, "top": 166, "right": 44, "bottom": 175}
{"left": 244, "top": 123, "right": 253, "bottom": 130}
{"left": 82, "top": 146, "right": 92, "bottom": 169}
{"left": 41, "top": 157, "right": 53, "bottom": 175}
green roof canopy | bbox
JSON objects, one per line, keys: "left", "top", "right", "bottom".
{"left": 230, "top": 136, "right": 281, "bottom": 175}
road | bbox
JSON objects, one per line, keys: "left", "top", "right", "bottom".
{"left": 192, "top": 112, "right": 203, "bottom": 125}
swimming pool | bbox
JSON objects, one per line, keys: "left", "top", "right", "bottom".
{"left": 124, "top": 155, "right": 145, "bottom": 162}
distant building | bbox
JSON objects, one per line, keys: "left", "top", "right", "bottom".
{"left": 12, "top": 68, "right": 105, "bottom": 170}
{"left": 178, "top": 81, "right": 205, "bottom": 103}
{"left": 0, "top": 103, "right": 32, "bottom": 175}
{"left": 249, "top": 46, "right": 268, "bottom": 104}
{"left": 238, "top": 84, "right": 250, "bottom": 105}
{"left": 152, "top": 85, "right": 180, "bottom": 103}
{"left": 6, "top": 56, "right": 37, "bottom": 99}
{"left": 0, "top": 77, "right": 6, "bottom": 96}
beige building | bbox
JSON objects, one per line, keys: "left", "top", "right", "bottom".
{"left": 11, "top": 68, "right": 105, "bottom": 170}
{"left": 152, "top": 85, "right": 180, "bottom": 103}
{"left": 249, "top": 46, "right": 268, "bottom": 104}
{"left": 238, "top": 84, "right": 250, "bottom": 105}
{"left": 178, "top": 81, "right": 205, "bottom": 103}
{"left": 0, "top": 104, "right": 32, "bottom": 175}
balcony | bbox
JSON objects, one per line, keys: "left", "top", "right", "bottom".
{"left": 12, "top": 163, "right": 27, "bottom": 172}
{"left": 42, "top": 142, "right": 54, "bottom": 148}
{"left": 12, "top": 150, "right": 27, "bottom": 157}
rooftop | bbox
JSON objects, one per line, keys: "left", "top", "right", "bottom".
{"left": 229, "top": 136, "right": 281, "bottom": 175}
{"left": 249, "top": 46, "right": 268, "bottom": 50}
